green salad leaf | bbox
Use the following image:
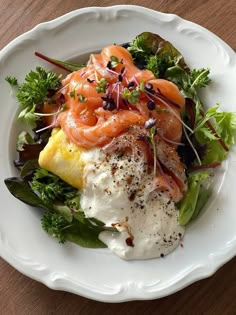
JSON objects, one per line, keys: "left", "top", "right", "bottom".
{"left": 4, "top": 177, "right": 50, "bottom": 210}
{"left": 5, "top": 165, "right": 110, "bottom": 248}
{"left": 35, "top": 51, "right": 85, "bottom": 72}
{"left": 4, "top": 31, "right": 236, "bottom": 248}
{"left": 41, "top": 209, "right": 106, "bottom": 248}
{"left": 194, "top": 104, "right": 236, "bottom": 163}
{"left": 178, "top": 172, "right": 210, "bottom": 225}
{"left": 128, "top": 32, "right": 189, "bottom": 77}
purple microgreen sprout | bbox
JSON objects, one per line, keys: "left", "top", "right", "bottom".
{"left": 80, "top": 71, "right": 86, "bottom": 77}
{"left": 116, "top": 82, "right": 121, "bottom": 110}
{"left": 132, "top": 75, "right": 139, "bottom": 86}
{"left": 106, "top": 68, "right": 119, "bottom": 76}
{"left": 157, "top": 132, "right": 185, "bottom": 147}
{"left": 145, "top": 90, "right": 193, "bottom": 133}
{"left": 34, "top": 104, "right": 67, "bottom": 133}
{"left": 34, "top": 104, "right": 67, "bottom": 118}
{"left": 145, "top": 118, "right": 157, "bottom": 176}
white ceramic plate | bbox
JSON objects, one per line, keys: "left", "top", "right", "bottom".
{"left": 0, "top": 5, "right": 236, "bottom": 302}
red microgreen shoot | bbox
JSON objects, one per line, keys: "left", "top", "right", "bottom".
{"left": 34, "top": 104, "right": 67, "bottom": 117}
{"left": 106, "top": 68, "right": 119, "bottom": 76}
{"left": 145, "top": 118, "right": 158, "bottom": 176}
{"left": 132, "top": 75, "right": 139, "bottom": 86}
{"left": 116, "top": 82, "right": 121, "bottom": 110}
{"left": 35, "top": 118, "right": 58, "bottom": 134}
{"left": 149, "top": 127, "right": 157, "bottom": 176}
{"left": 157, "top": 131, "right": 185, "bottom": 146}
{"left": 145, "top": 90, "right": 193, "bottom": 133}
{"left": 199, "top": 108, "right": 229, "bottom": 152}
{"left": 156, "top": 88, "right": 181, "bottom": 110}
{"left": 34, "top": 52, "right": 84, "bottom": 72}
{"left": 34, "top": 104, "right": 67, "bottom": 133}
{"left": 190, "top": 162, "right": 221, "bottom": 171}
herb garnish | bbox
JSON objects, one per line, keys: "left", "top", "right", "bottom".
{"left": 69, "top": 84, "right": 79, "bottom": 100}
{"left": 41, "top": 211, "right": 70, "bottom": 243}
{"left": 31, "top": 168, "right": 77, "bottom": 204}
{"left": 5, "top": 76, "right": 18, "bottom": 87}
{"left": 107, "top": 55, "right": 123, "bottom": 69}
{"left": 96, "top": 77, "right": 108, "bottom": 93}
{"left": 121, "top": 81, "right": 144, "bottom": 104}
{"left": 16, "top": 67, "right": 61, "bottom": 126}
{"left": 122, "top": 88, "right": 140, "bottom": 104}
{"left": 77, "top": 93, "right": 87, "bottom": 103}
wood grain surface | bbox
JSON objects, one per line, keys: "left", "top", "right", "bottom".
{"left": 0, "top": 0, "right": 235, "bottom": 314}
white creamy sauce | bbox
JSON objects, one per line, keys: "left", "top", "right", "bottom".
{"left": 80, "top": 148, "right": 184, "bottom": 260}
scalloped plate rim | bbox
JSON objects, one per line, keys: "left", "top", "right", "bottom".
{"left": 0, "top": 5, "right": 236, "bottom": 303}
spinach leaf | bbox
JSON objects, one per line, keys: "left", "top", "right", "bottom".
{"left": 4, "top": 177, "right": 50, "bottom": 210}
{"left": 20, "top": 159, "right": 39, "bottom": 178}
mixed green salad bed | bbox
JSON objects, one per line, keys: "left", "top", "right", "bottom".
{"left": 4, "top": 32, "right": 236, "bottom": 248}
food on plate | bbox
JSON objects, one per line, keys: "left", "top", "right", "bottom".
{"left": 5, "top": 32, "right": 236, "bottom": 260}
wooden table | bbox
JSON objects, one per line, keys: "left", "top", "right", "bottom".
{"left": 0, "top": 0, "right": 235, "bottom": 314}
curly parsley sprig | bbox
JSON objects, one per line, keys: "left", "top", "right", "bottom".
{"left": 41, "top": 211, "right": 70, "bottom": 244}
{"left": 31, "top": 168, "right": 77, "bottom": 205}
{"left": 16, "top": 67, "right": 61, "bottom": 126}
{"left": 5, "top": 76, "right": 18, "bottom": 87}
